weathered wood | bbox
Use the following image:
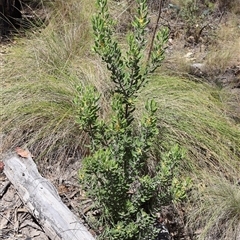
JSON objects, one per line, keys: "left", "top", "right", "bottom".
{"left": 3, "top": 153, "right": 95, "bottom": 240}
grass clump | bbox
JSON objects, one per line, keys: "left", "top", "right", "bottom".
{"left": 1, "top": 64, "right": 86, "bottom": 162}
{"left": 30, "top": 0, "right": 95, "bottom": 73}
{"left": 189, "top": 175, "right": 240, "bottom": 239}
{"left": 0, "top": 0, "right": 100, "bottom": 162}
{"left": 204, "top": 14, "right": 240, "bottom": 75}
{"left": 140, "top": 75, "right": 240, "bottom": 177}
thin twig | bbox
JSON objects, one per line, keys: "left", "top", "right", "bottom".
{"left": 0, "top": 212, "right": 14, "bottom": 226}
{"left": 147, "top": 0, "right": 164, "bottom": 64}
{"left": 0, "top": 181, "right": 11, "bottom": 198}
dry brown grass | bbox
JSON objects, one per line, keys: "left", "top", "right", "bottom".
{"left": 204, "top": 14, "right": 240, "bottom": 74}
{"left": 216, "top": 0, "right": 240, "bottom": 14}
{"left": 157, "top": 1, "right": 240, "bottom": 78}
{"left": 0, "top": 0, "right": 106, "bottom": 165}
{"left": 188, "top": 174, "right": 240, "bottom": 239}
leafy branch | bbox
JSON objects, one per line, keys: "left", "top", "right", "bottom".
{"left": 74, "top": 0, "right": 188, "bottom": 239}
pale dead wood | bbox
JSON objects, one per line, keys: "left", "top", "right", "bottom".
{"left": 0, "top": 180, "right": 11, "bottom": 197}
{"left": 3, "top": 153, "right": 95, "bottom": 240}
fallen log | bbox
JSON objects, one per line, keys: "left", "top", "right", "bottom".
{"left": 3, "top": 153, "right": 95, "bottom": 240}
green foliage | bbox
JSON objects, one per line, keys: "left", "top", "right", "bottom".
{"left": 157, "top": 145, "right": 192, "bottom": 204}
{"left": 178, "top": 0, "right": 213, "bottom": 43}
{"left": 75, "top": 0, "right": 188, "bottom": 239}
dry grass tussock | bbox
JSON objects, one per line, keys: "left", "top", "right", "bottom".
{"left": 204, "top": 14, "right": 240, "bottom": 74}
{"left": 30, "top": 0, "right": 94, "bottom": 72}
{"left": 159, "top": 2, "right": 240, "bottom": 77}
{"left": 138, "top": 75, "right": 240, "bottom": 179}
{"left": 0, "top": 0, "right": 110, "bottom": 164}
{"left": 188, "top": 174, "right": 240, "bottom": 240}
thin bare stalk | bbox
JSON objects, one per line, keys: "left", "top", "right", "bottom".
{"left": 147, "top": 0, "right": 163, "bottom": 64}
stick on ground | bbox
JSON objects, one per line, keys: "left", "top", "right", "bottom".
{"left": 3, "top": 153, "right": 95, "bottom": 240}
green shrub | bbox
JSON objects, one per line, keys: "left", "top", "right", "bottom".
{"left": 75, "top": 0, "right": 189, "bottom": 238}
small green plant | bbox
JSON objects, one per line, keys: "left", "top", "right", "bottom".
{"left": 158, "top": 145, "right": 192, "bottom": 204}
{"left": 75, "top": 0, "right": 188, "bottom": 239}
{"left": 179, "top": 0, "right": 212, "bottom": 44}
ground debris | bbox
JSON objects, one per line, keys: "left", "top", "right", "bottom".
{"left": 0, "top": 177, "right": 47, "bottom": 240}
{"left": 0, "top": 153, "right": 95, "bottom": 240}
